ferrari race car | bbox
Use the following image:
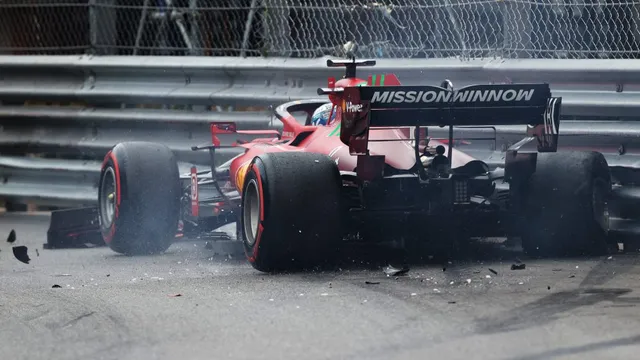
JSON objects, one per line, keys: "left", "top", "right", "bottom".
{"left": 49, "top": 58, "right": 623, "bottom": 272}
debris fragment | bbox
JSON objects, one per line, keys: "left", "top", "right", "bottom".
{"left": 433, "top": 289, "right": 440, "bottom": 293}
{"left": 54, "top": 274, "right": 72, "bottom": 277}
{"left": 410, "top": 293, "right": 417, "bottom": 296}
{"left": 384, "top": 265, "right": 409, "bottom": 276}
{"left": 448, "top": 301, "right": 456, "bottom": 304}
{"left": 6, "top": 229, "right": 16, "bottom": 243}
{"left": 547, "top": 286, "right": 551, "bottom": 290}
{"left": 35, "top": 249, "right": 39, "bottom": 257}
{"left": 365, "top": 281, "right": 380, "bottom": 285}
{"left": 569, "top": 275, "right": 575, "bottom": 278}
{"left": 466, "top": 279, "right": 471, "bottom": 284}
{"left": 552, "top": 268, "right": 562, "bottom": 272}
{"left": 485, "top": 275, "right": 491, "bottom": 279}
{"left": 106, "top": 274, "right": 110, "bottom": 277}
{"left": 12, "top": 246, "right": 30, "bottom": 264}
{"left": 472, "top": 270, "right": 481, "bottom": 274}
{"left": 320, "top": 293, "right": 329, "bottom": 296}
{"left": 168, "top": 293, "right": 182, "bottom": 297}
{"left": 488, "top": 268, "right": 498, "bottom": 275}
{"left": 52, "top": 284, "right": 61, "bottom": 288}
{"left": 511, "top": 263, "right": 526, "bottom": 270}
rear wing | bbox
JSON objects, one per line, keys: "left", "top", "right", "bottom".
{"left": 328, "top": 83, "right": 561, "bottom": 155}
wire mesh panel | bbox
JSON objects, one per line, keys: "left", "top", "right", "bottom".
{"left": 0, "top": 0, "right": 639, "bottom": 58}
{"left": 0, "top": 0, "right": 90, "bottom": 54}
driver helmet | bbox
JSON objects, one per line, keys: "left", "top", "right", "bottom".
{"left": 311, "top": 103, "right": 338, "bottom": 126}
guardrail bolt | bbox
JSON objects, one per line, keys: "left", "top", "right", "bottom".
{"left": 86, "top": 73, "right": 96, "bottom": 89}
{"left": 618, "top": 144, "right": 626, "bottom": 155}
{"left": 616, "top": 83, "right": 623, "bottom": 93}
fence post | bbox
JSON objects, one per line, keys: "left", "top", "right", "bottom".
{"left": 262, "top": 0, "right": 291, "bottom": 57}
{"left": 501, "top": 0, "right": 532, "bottom": 59}
{"left": 89, "top": 0, "right": 118, "bottom": 55}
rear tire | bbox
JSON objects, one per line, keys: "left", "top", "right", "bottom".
{"left": 239, "top": 152, "right": 343, "bottom": 272}
{"left": 98, "top": 142, "right": 181, "bottom": 255}
{"left": 516, "top": 151, "right": 611, "bottom": 257}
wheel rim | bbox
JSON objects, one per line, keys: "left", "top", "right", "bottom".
{"left": 100, "top": 167, "right": 117, "bottom": 229}
{"left": 592, "top": 178, "right": 610, "bottom": 233}
{"left": 243, "top": 179, "right": 261, "bottom": 247}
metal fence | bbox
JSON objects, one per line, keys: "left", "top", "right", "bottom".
{"left": 1, "top": 0, "right": 639, "bottom": 59}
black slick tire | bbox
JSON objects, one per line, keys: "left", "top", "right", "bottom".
{"left": 98, "top": 142, "right": 181, "bottom": 255}
{"left": 517, "top": 151, "right": 611, "bottom": 257}
{"left": 238, "top": 152, "right": 343, "bottom": 272}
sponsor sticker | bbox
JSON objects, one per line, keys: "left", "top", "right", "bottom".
{"left": 235, "top": 162, "right": 251, "bottom": 192}
{"left": 370, "top": 88, "right": 536, "bottom": 104}
{"left": 344, "top": 101, "right": 363, "bottom": 113}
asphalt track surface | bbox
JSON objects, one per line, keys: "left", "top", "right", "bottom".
{"left": 3, "top": 213, "right": 640, "bottom": 360}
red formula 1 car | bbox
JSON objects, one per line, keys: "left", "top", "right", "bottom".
{"left": 48, "top": 58, "right": 616, "bottom": 272}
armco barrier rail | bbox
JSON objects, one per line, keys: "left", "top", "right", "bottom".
{"left": 2, "top": 55, "right": 640, "bottom": 208}
{"left": 2, "top": 55, "right": 640, "bottom": 116}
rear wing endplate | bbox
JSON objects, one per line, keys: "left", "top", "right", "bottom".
{"left": 331, "top": 83, "right": 561, "bottom": 155}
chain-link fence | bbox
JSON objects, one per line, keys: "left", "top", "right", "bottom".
{"left": 1, "top": 0, "right": 640, "bottom": 59}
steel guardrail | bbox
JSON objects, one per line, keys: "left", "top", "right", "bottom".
{"left": 2, "top": 55, "right": 640, "bottom": 208}
{"left": 1, "top": 55, "right": 640, "bottom": 116}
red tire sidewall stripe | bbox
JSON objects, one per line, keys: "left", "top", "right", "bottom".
{"left": 109, "top": 151, "right": 122, "bottom": 211}
{"left": 247, "top": 163, "right": 265, "bottom": 263}
{"left": 252, "top": 164, "right": 265, "bottom": 222}
{"left": 102, "top": 150, "right": 122, "bottom": 244}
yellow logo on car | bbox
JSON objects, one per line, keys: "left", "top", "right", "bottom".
{"left": 235, "top": 162, "right": 251, "bottom": 192}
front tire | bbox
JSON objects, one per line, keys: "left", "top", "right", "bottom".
{"left": 238, "top": 152, "right": 343, "bottom": 272}
{"left": 98, "top": 142, "right": 181, "bottom": 255}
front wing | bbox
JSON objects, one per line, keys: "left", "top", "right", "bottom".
{"left": 45, "top": 180, "right": 239, "bottom": 249}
